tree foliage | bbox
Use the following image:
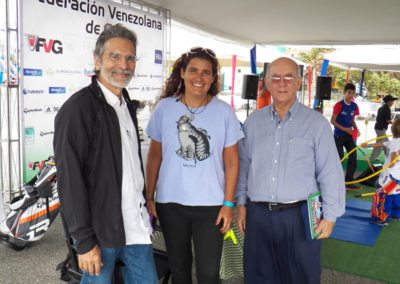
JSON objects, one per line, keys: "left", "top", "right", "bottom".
{"left": 297, "top": 48, "right": 334, "bottom": 75}
{"left": 294, "top": 48, "right": 400, "bottom": 98}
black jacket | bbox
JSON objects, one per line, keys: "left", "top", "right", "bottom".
{"left": 375, "top": 103, "right": 391, "bottom": 130}
{"left": 53, "top": 76, "right": 145, "bottom": 254}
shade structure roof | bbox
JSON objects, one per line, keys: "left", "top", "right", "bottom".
{"left": 140, "top": 0, "right": 400, "bottom": 46}
{"left": 324, "top": 46, "right": 400, "bottom": 72}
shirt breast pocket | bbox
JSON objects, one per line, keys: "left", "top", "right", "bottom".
{"left": 286, "top": 137, "right": 314, "bottom": 168}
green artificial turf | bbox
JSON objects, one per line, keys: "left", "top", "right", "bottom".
{"left": 323, "top": 148, "right": 400, "bottom": 283}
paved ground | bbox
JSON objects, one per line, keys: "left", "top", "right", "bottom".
{"left": 0, "top": 216, "right": 383, "bottom": 284}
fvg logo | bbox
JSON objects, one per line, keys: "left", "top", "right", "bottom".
{"left": 26, "top": 34, "right": 63, "bottom": 54}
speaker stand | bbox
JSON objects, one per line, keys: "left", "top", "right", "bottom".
{"left": 246, "top": 99, "right": 250, "bottom": 117}
{"left": 317, "top": 100, "right": 324, "bottom": 113}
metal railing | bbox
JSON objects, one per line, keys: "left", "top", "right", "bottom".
{"left": 0, "top": 0, "right": 21, "bottom": 214}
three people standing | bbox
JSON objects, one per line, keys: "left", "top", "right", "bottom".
{"left": 54, "top": 28, "right": 346, "bottom": 283}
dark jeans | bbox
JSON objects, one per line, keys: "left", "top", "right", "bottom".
{"left": 243, "top": 202, "right": 321, "bottom": 284}
{"left": 156, "top": 203, "right": 223, "bottom": 284}
{"left": 334, "top": 134, "right": 357, "bottom": 182}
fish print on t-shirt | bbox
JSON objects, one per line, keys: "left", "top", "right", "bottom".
{"left": 176, "top": 115, "right": 210, "bottom": 163}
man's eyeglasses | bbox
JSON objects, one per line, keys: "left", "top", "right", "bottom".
{"left": 268, "top": 75, "right": 297, "bottom": 84}
{"left": 105, "top": 52, "right": 139, "bottom": 63}
{"left": 188, "top": 47, "right": 216, "bottom": 59}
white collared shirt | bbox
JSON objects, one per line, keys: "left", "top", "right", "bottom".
{"left": 98, "top": 81, "right": 152, "bottom": 245}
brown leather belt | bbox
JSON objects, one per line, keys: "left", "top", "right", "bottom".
{"left": 254, "top": 200, "right": 306, "bottom": 211}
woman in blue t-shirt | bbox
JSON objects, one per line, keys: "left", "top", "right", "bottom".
{"left": 145, "top": 47, "right": 244, "bottom": 284}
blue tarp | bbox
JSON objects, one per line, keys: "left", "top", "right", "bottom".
{"left": 330, "top": 199, "right": 383, "bottom": 246}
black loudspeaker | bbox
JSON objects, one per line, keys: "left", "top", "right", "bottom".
{"left": 316, "top": 76, "right": 332, "bottom": 100}
{"left": 241, "top": 74, "right": 259, "bottom": 100}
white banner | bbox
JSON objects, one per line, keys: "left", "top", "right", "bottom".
{"left": 21, "top": 0, "right": 165, "bottom": 182}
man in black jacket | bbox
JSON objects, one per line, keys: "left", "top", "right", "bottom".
{"left": 370, "top": 95, "right": 398, "bottom": 161}
{"left": 53, "top": 24, "right": 157, "bottom": 283}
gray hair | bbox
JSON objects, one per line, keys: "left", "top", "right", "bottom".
{"left": 93, "top": 23, "right": 137, "bottom": 58}
{"left": 266, "top": 57, "right": 301, "bottom": 78}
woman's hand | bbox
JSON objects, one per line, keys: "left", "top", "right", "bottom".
{"left": 215, "top": 206, "right": 233, "bottom": 233}
{"left": 146, "top": 200, "right": 158, "bottom": 218}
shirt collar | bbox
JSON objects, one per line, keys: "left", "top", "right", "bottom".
{"left": 270, "top": 98, "right": 300, "bottom": 121}
{"left": 97, "top": 80, "right": 125, "bottom": 107}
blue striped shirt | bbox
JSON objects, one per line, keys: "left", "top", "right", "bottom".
{"left": 236, "top": 100, "right": 345, "bottom": 221}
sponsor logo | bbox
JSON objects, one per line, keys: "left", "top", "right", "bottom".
{"left": 28, "top": 160, "right": 46, "bottom": 171}
{"left": 24, "top": 107, "right": 43, "bottom": 114}
{"left": 150, "top": 74, "right": 162, "bottom": 79}
{"left": 84, "top": 68, "right": 95, "bottom": 77}
{"left": 49, "top": 87, "right": 66, "bottom": 94}
{"left": 155, "top": 50, "right": 162, "bottom": 64}
{"left": 46, "top": 68, "right": 55, "bottom": 76}
{"left": 56, "top": 69, "right": 82, "bottom": 75}
{"left": 26, "top": 34, "right": 63, "bottom": 54}
{"left": 23, "top": 89, "right": 45, "bottom": 95}
{"left": 141, "top": 86, "right": 151, "bottom": 92}
{"left": 127, "top": 87, "right": 140, "bottom": 91}
{"left": 25, "top": 127, "right": 35, "bottom": 145}
{"left": 39, "top": 130, "right": 55, "bottom": 137}
{"left": 23, "top": 68, "right": 42, "bottom": 76}
{"left": 25, "top": 127, "right": 35, "bottom": 138}
{"left": 43, "top": 105, "right": 60, "bottom": 114}
{"left": 136, "top": 74, "right": 148, "bottom": 78}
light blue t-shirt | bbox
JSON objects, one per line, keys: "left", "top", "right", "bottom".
{"left": 146, "top": 96, "right": 244, "bottom": 206}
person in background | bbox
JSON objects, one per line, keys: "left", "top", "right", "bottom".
{"left": 145, "top": 47, "right": 244, "bottom": 284}
{"left": 362, "top": 119, "right": 400, "bottom": 225}
{"left": 236, "top": 57, "right": 345, "bottom": 283}
{"left": 373, "top": 94, "right": 384, "bottom": 103}
{"left": 331, "top": 83, "right": 361, "bottom": 190}
{"left": 370, "top": 95, "right": 398, "bottom": 161}
{"left": 53, "top": 24, "right": 157, "bottom": 283}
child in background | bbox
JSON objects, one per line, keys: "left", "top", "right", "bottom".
{"left": 362, "top": 119, "right": 400, "bottom": 225}
{"left": 331, "top": 83, "right": 360, "bottom": 190}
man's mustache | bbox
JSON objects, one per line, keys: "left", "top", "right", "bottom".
{"left": 112, "top": 70, "right": 132, "bottom": 76}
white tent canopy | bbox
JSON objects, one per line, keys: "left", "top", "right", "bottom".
{"left": 171, "top": 23, "right": 308, "bottom": 66}
{"left": 142, "top": 0, "right": 400, "bottom": 46}
{"left": 256, "top": 44, "right": 308, "bottom": 67}
{"left": 171, "top": 21, "right": 250, "bottom": 59}
{"left": 324, "top": 46, "right": 400, "bottom": 72}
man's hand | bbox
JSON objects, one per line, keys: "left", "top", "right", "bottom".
{"left": 216, "top": 206, "right": 233, "bottom": 233}
{"left": 78, "top": 245, "right": 102, "bottom": 276}
{"left": 315, "top": 219, "right": 335, "bottom": 240}
{"left": 237, "top": 206, "right": 246, "bottom": 235}
{"left": 146, "top": 200, "right": 158, "bottom": 218}
{"left": 345, "top": 127, "right": 353, "bottom": 136}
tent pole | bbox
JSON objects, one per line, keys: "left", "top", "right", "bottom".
{"left": 359, "top": 69, "right": 366, "bottom": 96}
